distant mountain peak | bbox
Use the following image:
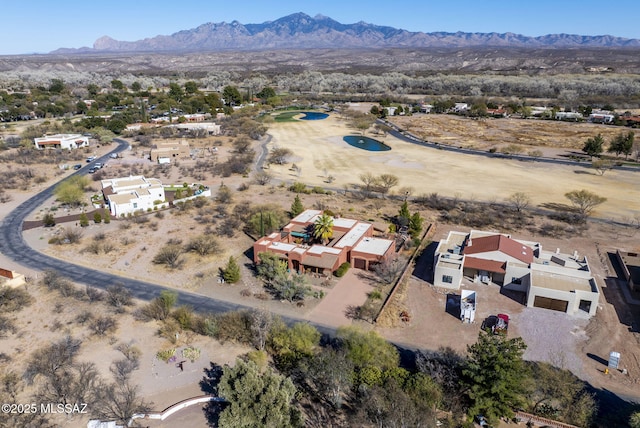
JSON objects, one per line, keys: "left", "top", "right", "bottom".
{"left": 67, "top": 12, "right": 640, "bottom": 54}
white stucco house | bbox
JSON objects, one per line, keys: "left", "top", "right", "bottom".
{"left": 34, "top": 134, "right": 89, "bottom": 150}
{"left": 101, "top": 176, "right": 166, "bottom": 217}
{"left": 433, "top": 230, "right": 599, "bottom": 317}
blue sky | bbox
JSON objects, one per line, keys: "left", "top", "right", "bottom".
{"left": 2, "top": 0, "right": 639, "bottom": 55}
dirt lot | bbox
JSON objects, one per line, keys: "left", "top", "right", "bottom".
{"left": 389, "top": 113, "right": 640, "bottom": 152}
{"left": 2, "top": 112, "right": 640, "bottom": 424}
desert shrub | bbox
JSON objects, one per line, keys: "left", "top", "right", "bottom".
{"left": 186, "top": 235, "right": 220, "bottom": 256}
{"left": 43, "top": 213, "right": 56, "bottom": 227}
{"left": 289, "top": 182, "right": 310, "bottom": 194}
{"left": 172, "top": 305, "right": 194, "bottom": 330}
{"left": 79, "top": 213, "right": 89, "bottom": 227}
{"left": 57, "top": 228, "right": 83, "bottom": 244}
{"left": 106, "top": 283, "right": 134, "bottom": 312}
{"left": 158, "top": 318, "right": 182, "bottom": 344}
{"left": 335, "top": 262, "right": 351, "bottom": 278}
{"left": 75, "top": 311, "right": 94, "bottom": 325}
{"left": 213, "top": 310, "right": 253, "bottom": 345}
{"left": 153, "top": 244, "right": 184, "bottom": 269}
{"left": 139, "top": 290, "right": 178, "bottom": 321}
{"left": 311, "top": 186, "right": 327, "bottom": 194}
{"left": 93, "top": 212, "right": 102, "bottom": 223}
{"left": 85, "top": 286, "right": 105, "bottom": 302}
{"left": 369, "top": 290, "right": 383, "bottom": 300}
{"left": 90, "top": 315, "right": 118, "bottom": 336}
{"left": 84, "top": 241, "right": 102, "bottom": 254}
{"left": 216, "top": 185, "right": 233, "bottom": 203}
{"left": 0, "top": 315, "right": 16, "bottom": 337}
{"left": 41, "top": 269, "right": 75, "bottom": 297}
{"left": 0, "top": 286, "right": 33, "bottom": 312}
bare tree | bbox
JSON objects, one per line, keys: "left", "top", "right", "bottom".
{"left": 254, "top": 171, "right": 273, "bottom": 186}
{"left": 93, "top": 381, "right": 152, "bottom": 425}
{"left": 507, "top": 192, "right": 531, "bottom": 213}
{"left": 377, "top": 174, "right": 399, "bottom": 197}
{"left": 591, "top": 159, "right": 614, "bottom": 176}
{"left": 90, "top": 316, "right": 118, "bottom": 336}
{"left": 565, "top": 189, "right": 607, "bottom": 221}
{"left": 374, "top": 258, "right": 405, "bottom": 285}
{"left": 268, "top": 147, "right": 292, "bottom": 165}
{"left": 359, "top": 172, "right": 378, "bottom": 196}
{"left": 250, "top": 309, "right": 273, "bottom": 351}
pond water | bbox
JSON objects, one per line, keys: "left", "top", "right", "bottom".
{"left": 343, "top": 135, "right": 391, "bottom": 152}
{"left": 300, "top": 111, "right": 329, "bottom": 120}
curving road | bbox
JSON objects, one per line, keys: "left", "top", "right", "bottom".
{"left": 379, "top": 118, "right": 640, "bottom": 172}
{"left": 0, "top": 139, "right": 256, "bottom": 320}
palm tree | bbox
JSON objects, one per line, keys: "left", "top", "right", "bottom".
{"left": 313, "top": 213, "right": 334, "bottom": 245}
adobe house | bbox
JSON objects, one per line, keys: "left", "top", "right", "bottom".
{"left": 34, "top": 134, "right": 89, "bottom": 150}
{"left": 101, "top": 175, "right": 166, "bottom": 217}
{"left": 433, "top": 230, "right": 599, "bottom": 317}
{"left": 150, "top": 140, "right": 190, "bottom": 164}
{"left": 253, "top": 210, "right": 395, "bottom": 275}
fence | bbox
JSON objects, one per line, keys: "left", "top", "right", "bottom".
{"left": 374, "top": 222, "right": 435, "bottom": 324}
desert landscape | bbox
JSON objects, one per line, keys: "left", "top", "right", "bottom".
{"left": 1, "top": 107, "right": 639, "bottom": 426}
{"left": 265, "top": 112, "right": 640, "bottom": 220}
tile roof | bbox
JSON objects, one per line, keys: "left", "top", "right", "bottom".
{"left": 464, "top": 257, "right": 506, "bottom": 273}
{"left": 464, "top": 234, "right": 533, "bottom": 264}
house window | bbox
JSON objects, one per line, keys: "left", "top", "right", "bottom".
{"left": 442, "top": 275, "right": 453, "bottom": 284}
{"left": 133, "top": 203, "right": 138, "bottom": 209}
{"left": 511, "top": 277, "right": 522, "bottom": 284}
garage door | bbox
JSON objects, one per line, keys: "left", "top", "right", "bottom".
{"left": 533, "top": 296, "right": 568, "bottom": 312}
{"left": 354, "top": 258, "right": 367, "bottom": 270}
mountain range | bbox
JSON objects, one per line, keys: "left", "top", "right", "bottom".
{"left": 53, "top": 12, "right": 640, "bottom": 54}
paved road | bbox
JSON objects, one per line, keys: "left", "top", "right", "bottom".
{"left": 379, "top": 118, "right": 640, "bottom": 172}
{"left": 0, "top": 139, "right": 254, "bottom": 320}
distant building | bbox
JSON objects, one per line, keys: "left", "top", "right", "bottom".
{"left": 588, "top": 111, "right": 615, "bottom": 124}
{"left": 555, "top": 111, "right": 583, "bottom": 121}
{"left": 433, "top": 230, "right": 599, "bottom": 317}
{"left": 150, "top": 140, "right": 191, "bottom": 164}
{"left": 253, "top": 210, "right": 396, "bottom": 275}
{"left": 453, "top": 103, "right": 469, "bottom": 113}
{"left": 101, "top": 175, "right": 166, "bottom": 217}
{"left": 34, "top": 134, "right": 89, "bottom": 150}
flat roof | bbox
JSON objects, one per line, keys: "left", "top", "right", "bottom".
{"left": 333, "top": 217, "right": 358, "bottom": 229}
{"left": 438, "top": 260, "right": 462, "bottom": 270}
{"left": 268, "top": 242, "right": 296, "bottom": 252}
{"left": 307, "top": 245, "right": 342, "bottom": 255}
{"left": 353, "top": 237, "right": 393, "bottom": 256}
{"left": 531, "top": 270, "right": 594, "bottom": 293}
{"left": 437, "top": 231, "right": 467, "bottom": 254}
{"left": 109, "top": 193, "right": 136, "bottom": 204}
{"left": 291, "top": 209, "right": 322, "bottom": 224}
{"left": 335, "top": 222, "right": 371, "bottom": 249}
